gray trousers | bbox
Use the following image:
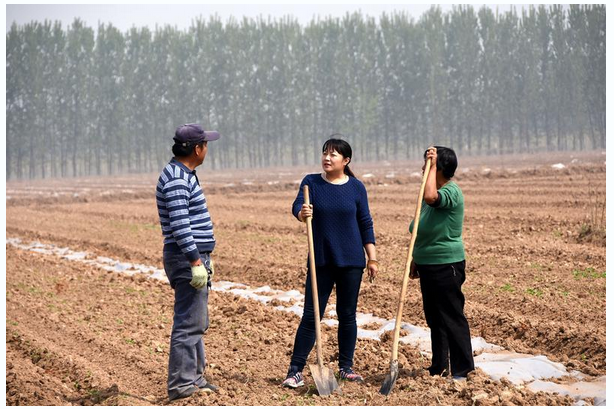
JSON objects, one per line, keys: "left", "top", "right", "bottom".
{"left": 163, "top": 251, "right": 212, "bottom": 399}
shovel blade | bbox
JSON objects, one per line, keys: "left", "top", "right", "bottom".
{"left": 379, "top": 360, "right": 399, "bottom": 396}
{"left": 309, "top": 364, "right": 339, "bottom": 396}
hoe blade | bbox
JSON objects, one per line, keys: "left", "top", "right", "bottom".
{"left": 379, "top": 360, "right": 399, "bottom": 396}
{"left": 309, "top": 364, "right": 339, "bottom": 396}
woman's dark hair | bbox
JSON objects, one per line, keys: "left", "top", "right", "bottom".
{"left": 322, "top": 135, "right": 355, "bottom": 178}
{"left": 172, "top": 141, "right": 204, "bottom": 158}
{"left": 424, "top": 146, "right": 457, "bottom": 179}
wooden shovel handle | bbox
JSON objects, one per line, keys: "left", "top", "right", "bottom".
{"left": 390, "top": 158, "right": 432, "bottom": 361}
{"left": 303, "top": 185, "right": 324, "bottom": 367}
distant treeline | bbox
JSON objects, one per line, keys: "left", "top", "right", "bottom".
{"left": 6, "top": 5, "right": 605, "bottom": 179}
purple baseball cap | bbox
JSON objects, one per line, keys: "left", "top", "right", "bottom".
{"left": 174, "top": 123, "right": 220, "bottom": 145}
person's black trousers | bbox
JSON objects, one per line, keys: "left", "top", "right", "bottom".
{"left": 290, "top": 265, "right": 363, "bottom": 372}
{"left": 417, "top": 260, "right": 474, "bottom": 377}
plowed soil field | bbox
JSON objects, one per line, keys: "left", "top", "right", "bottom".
{"left": 5, "top": 151, "right": 606, "bottom": 405}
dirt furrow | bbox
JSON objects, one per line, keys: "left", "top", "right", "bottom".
{"left": 6, "top": 244, "right": 579, "bottom": 406}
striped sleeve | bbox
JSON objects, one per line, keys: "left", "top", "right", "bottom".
{"left": 162, "top": 176, "right": 200, "bottom": 262}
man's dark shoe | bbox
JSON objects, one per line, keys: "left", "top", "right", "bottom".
{"left": 198, "top": 381, "right": 219, "bottom": 393}
{"left": 168, "top": 385, "right": 200, "bottom": 401}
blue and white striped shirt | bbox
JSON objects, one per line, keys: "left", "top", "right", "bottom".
{"left": 156, "top": 158, "right": 216, "bottom": 262}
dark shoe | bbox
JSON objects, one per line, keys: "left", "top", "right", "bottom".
{"left": 198, "top": 381, "right": 219, "bottom": 393}
{"left": 339, "top": 367, "right": 364, "bottom": 382}
{"left": 168, "top": 385, "right": 200, "bottom": 401}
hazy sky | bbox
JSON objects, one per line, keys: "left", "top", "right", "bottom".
{"left": 6, "top": 3, "right": 530, "bottom": 31}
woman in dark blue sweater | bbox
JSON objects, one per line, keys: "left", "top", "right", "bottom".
{"left": 282, "top": 138, "right": 378, "bottom": 388}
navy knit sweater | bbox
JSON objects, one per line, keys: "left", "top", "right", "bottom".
{"left": 292, "top": 174, "right": 375, "bottom": 268}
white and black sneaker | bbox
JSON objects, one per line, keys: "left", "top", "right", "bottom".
{"left": 281, "top": 369, "right": 305, "bottom": 388}
{"left": 339, "top": 367, "right": 364, "bottom": 382}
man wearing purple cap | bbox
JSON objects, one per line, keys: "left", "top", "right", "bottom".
{"left": 156, "top": 123, "right": 221, "bottom": 401}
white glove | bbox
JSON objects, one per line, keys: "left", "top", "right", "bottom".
{"left": 207, "top": 259, "right": 215, "bottom": 282}
{"left": 190, "top": 264, "right": 208, "bottom": 289}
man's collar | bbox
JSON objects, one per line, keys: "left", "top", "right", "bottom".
{"left": 170, "top": 157, "right": 195, "bottom": 174}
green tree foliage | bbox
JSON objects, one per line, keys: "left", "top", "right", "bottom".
{"left": 5, "top": 5, "right": 606, "bottom": 179}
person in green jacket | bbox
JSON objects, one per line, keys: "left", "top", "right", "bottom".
{"left": 409, "top": 146, "right": 474, "bottom": 381}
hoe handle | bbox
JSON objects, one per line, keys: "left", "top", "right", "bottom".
{"left": 390, "top": 158, "right": 432, "bottom": 361}
{"left": 304, "top": 185, "right": 324, "bottom": 367}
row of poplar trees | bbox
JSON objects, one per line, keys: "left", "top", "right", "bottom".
{"left": 6, "top": 5, "right": 606, "bottom": 179}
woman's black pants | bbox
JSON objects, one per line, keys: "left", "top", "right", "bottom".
{"left": 417, "top": 260, "right": 474, "bottom": 377}
{"left": 289, "top": 265, "right": 363, "bottom": 372}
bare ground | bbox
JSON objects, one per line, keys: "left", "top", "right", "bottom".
{"left": 6, "top": 151, "right": 605, "bottom": 405}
